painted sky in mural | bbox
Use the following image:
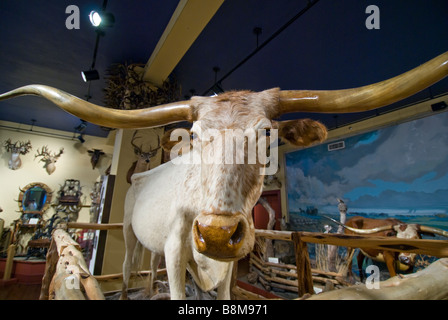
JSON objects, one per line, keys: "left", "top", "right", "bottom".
{"left": 285, "top": 111, "right": 448, "bottom": 216}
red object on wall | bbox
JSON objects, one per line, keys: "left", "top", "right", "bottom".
{"left": 253, "top": 190, "right": 281, "bottom": 230}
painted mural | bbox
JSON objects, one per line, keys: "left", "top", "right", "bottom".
{"left": 285, "top": 111, "right": 448, "bottom": 234}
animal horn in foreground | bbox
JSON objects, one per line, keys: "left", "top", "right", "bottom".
{"left": 278, "top": 51, "right": 448, "bottom": 115}
{"left": 0, "top": 52, "right": 447, "bottom": 127}
{"left": 0, "top": 85, "right": 192, "bottom": 129}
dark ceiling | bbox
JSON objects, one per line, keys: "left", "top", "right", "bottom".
{"left": 1, "top": 0, "right": 447, "bottom": 138}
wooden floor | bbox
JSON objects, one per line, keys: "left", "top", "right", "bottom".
{"left": 0, "top": 282, "right": 41, "bottom": 300}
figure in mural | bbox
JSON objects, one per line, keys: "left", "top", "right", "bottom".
{"left": 327, "top": 199, "right": 348, "bottom": 272}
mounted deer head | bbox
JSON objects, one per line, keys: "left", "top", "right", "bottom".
{"left": 4, "top": 138, "right": 32, "bottom": 170}
{"left": 126, "top": 130, "right": 161, "bottom": 183}
{"left": 87, "top": 149, "right": 105, "bottom": 169}
{"left": 35, "top": 146, "right": 64, "bottom": 175}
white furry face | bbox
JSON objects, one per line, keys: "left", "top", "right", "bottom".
{"left": 188, "top": 89, "right": 279, "bottom": 260}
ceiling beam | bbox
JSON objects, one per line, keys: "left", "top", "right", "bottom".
{"left": 142, "top": 0, "right": 224, "bottom": 87}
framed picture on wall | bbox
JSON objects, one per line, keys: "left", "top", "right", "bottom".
{"left": 284, "top": 109, "right": 448, "bottom": 234}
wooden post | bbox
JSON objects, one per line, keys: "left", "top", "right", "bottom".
{"left": 292, "top": 232, "right": 314, "bottom": 297}
{"left": 3, "top": 244, "right": 16, "bottom": 281}
{"left": 40, "top": 229, "right": 105, "bottom": 300}
{"left": 39, "top": 237, "right": 58, "bottom": 300}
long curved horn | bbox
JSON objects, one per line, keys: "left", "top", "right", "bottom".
{"left": 0, "top": 85, "right": 193, "bottom": 129}
{"left": 324, "top": 215, "right": 394, "bottom": 234}
{"left": 341, "top": 224, "right": 394, "bottom": 234}
{"left": 279, "top": 51, "right": 448, "bottom": 115}
{"left": 419, "top": 225, "right": 448, "bottom": 238}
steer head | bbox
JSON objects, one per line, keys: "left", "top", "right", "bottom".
{"left": 1, "top": 51, "right": 447, "bottom": 261}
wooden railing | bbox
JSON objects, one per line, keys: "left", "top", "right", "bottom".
{"left": 253, "top": 229, "right": 448, "bottom": 297}
{"left": 39, "top": 222, "right": 448, "bottom": 299}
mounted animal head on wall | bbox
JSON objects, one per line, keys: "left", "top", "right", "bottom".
{"left": 34, "top": 146, "right": 64, "bottom": 175}
{"left": 126, "top": 130, "right": 161, "bottom": 183}
{"left": 4, "top": 138, "right": 32, "bottom": 170}
{"left": 87, "top": 148, "right": 105, "bottom": 169}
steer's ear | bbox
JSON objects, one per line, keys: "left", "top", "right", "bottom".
{"left": 274, "top": 119, "right": 328, "bottom": 147}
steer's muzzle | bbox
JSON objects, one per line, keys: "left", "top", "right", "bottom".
{"left": 193, "top": 212, "right": 253, "bottom": 261}
{"left": 398, "top": 253, "right": 415, "bottom": 266}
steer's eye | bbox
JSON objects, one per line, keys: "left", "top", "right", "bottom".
{"left": 191, "top": 132, "right": 198, "bottom": 140}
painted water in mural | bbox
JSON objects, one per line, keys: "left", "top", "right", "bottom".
{"left": 285, "top": 111, "right": 448, "bottom": 235}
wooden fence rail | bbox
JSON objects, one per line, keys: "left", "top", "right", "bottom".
{"left": 254, "top": 229, "right": 448, "bottom": 297}
{"left": 46, "top": 222, "right": 448, "bottom": 299}
{"left": 255, "top": 229, "right": 448, "bottom": 257}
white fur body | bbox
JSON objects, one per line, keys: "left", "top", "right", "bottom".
{"left": 122, "top": 152, "right": 235, "bottom": 300}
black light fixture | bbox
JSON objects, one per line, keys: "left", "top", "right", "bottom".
{"left": 76, "top": 134, "right": 86, "bottom": 144}
{"left": 81, "top": 0, "right": 114, "bottom": 82}
{"left": 431, "top": 101, "right": 447, "bottom": 112}
{"left": 74, "top": 120, "right": 87, "bottom": 143}
{"left": 89, "top": 0, "right": 115, "bottom": 28}
{"left": 74, "top": 120, "right": 87, "bottom": 133}
{"left": 81, "top": 69, "right": 100, "bottom": 82}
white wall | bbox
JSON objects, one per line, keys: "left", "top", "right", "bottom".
{"left": 0, "top": 120, "right": 114, "bottom": 228}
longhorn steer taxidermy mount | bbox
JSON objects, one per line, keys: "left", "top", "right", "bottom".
{"left": 1, "top": 52, "right": 447, "bottom": 299}
{"left": 326, "top": 215, "right": 448, "bottom": 281}
{"left": 35, "top": 146, "right": 64, "bottom": 175}
{"left": 4, "top": 138, "right": 32, "bottom": 170}
{"left": 126, "top": 130, "right": 161, "bottom": 184}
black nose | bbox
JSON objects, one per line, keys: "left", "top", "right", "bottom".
{"left": 399, "top": 256, "right": 411, "bottom": 265}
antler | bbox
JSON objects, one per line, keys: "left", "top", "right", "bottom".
{"left": 54, "top": 147, "right": 64, "bottom": 158}
{"left": 130, "top": 131, "right": 143, "bottom": 154}
{"left": 35, "top": 146, "right": 51, "bottom": 160}
{"left": 4, "top": 138, "right": 17, "bottom": 152}
{"left": 18, "top": 140, "right": 32, "bottom": 154}
{"left": 147, "top": 135, "right": 161, "bottom": 158}
{"left": 131, "top": 130, "right": 161, "bottom": 155}
{"left": 151, "top": 135, "right": 161, "bottom": 152}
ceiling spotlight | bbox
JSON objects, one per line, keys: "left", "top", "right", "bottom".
{"left": 77, "top": 134, "right": 86, "bottom": 144}
{"left": 81, "top": 69, "right": 100, "bottom": 82}
{"left": 89, "top": 11, "right": 102, "bottom": 27}
{"left": 74, "top": 120, "right": 87, "bottom": 133}
{"left": 89, "top": 10, "right": 115, "bottom": 28}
